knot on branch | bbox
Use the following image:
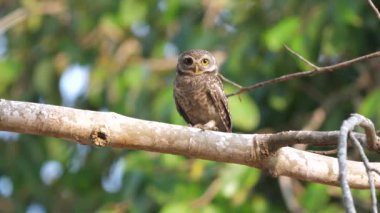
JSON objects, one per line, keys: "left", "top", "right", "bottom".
{"left": 251, "top": 135, "right": 271, "bottom": 163}
{"left": 90, "top": 126, "right": 110, "bottom": 146}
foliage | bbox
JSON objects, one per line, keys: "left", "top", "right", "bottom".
{"left": 0, "top": 0, "right": 379, "bottom": 212}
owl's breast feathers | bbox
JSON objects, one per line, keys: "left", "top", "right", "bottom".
{"left": 174, "top": 73, "right": 232, "bottom": 132}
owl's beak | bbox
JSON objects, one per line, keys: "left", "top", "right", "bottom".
{"left": 194, "top": 65, "right": 200, "bottom": 74}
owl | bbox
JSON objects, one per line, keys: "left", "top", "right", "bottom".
{"left": 173, "top": 49, "right": 232, "bottom": 132}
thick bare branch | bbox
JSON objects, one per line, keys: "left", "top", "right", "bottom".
{"left": 1, "top": 99, "right": 380, "bottom": 188}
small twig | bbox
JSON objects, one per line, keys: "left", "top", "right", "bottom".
{"left": 370, "top": 168, "right": 380, "bottom": 176}
{"left": 349, "top": 133, "right": 378, "bottom": 213}
{"left": 368, "top": 0, "right": 380, "bottom": 20}
{"left": 218, "top": 73, "right": 242, "bottom": 89}
{"left": 227, "top": 51, "right": 380, "bottom": 97}
{"left": 284, "top": 45, "right": 320, "bottom": 70}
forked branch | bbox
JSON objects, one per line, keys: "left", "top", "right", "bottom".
{"left": 338, "top": 114, "right": 380, "bottom": 213}
{"left": 226, "top": 50, "right": 380, "bottom": 97}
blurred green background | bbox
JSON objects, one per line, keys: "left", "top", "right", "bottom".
{"left": 0, "top": 0, "right": 379, "bottom": 212}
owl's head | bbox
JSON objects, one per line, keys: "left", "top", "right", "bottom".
{"left": 176, "top": 49, "right": 218, "bottom": 75}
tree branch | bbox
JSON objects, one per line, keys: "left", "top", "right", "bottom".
{"left": 218, "top": 73, "right": 243, "bottom": 89}
{"left": 227, "top": 50, "right": 380, "bottom": 97}
{"left": 338, "top": 114, "right": 380, "bottom": 213}
{"left": 1, "top": 99, "right": 380, "bottom": 189}
{"left": 368, "top": 0, "right": 380, "bottom": 20}
{"left": 284, "top": 45, "right": 320, "bottom": 69}
{"left": 349, "top": 133, "right": 378, "bottom": 213}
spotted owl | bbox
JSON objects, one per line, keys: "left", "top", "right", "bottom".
{"left": 173, "top": 49, "right": 232, "bottom": 132}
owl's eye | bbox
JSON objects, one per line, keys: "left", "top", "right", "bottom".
{"left": 201, "top": 58, "right": 209, "bottom": 66}
{"left": 183, "top": 57, "right": 193, "bottom": 66}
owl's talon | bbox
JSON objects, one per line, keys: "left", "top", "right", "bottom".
{"left": 193, "top": 120, "right": 219, "bottom": 131}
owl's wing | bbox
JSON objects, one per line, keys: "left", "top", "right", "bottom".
{"left": 174, "top": 92, "right": 192, "bottom": 125}
{"left": 207, "top": 78, "right": 232, "bottom": 132}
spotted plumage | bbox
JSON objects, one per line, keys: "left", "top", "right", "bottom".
{"left": 173, "top": 49, "right": 232, "bottom": 132}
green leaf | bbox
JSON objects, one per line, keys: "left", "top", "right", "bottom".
{"left": 225, "top": 85, "right": 260, "bottom": 131}
{"left": 251, "top": 195, "right": 269, "bottom": 213}
{"left": 118, "top": 0, "right": 147, "bottom": 27}
{"left": 301, "top": 183, "right": 329, "bottom": 212}
{"left": 0, "top": 58, "right": 20, "bottom": 94}
{"left": 160, "top": 202, "right": 192, "bottom": 213}
{"left": 269, "top": 94, "right": 288, "bottom": 112}
{"left": 264, "top": 16, "right": 300, "bottom": 51}
{"left": 358, "top": 88, "right": 380, "bottom": 126}
{"left": 33, "top": 60, "right": 55, "bottom": 99}
{"left": 153, "top": 87, "right": 174, "bottom": 121}
{"left": 220, "top": 164, "right": 260, "bottom": 200}
{"left": 123, "top": 65, "right": 145, "bottom": 90}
